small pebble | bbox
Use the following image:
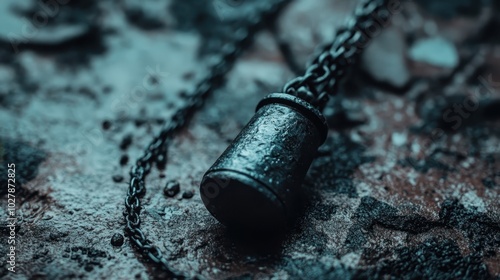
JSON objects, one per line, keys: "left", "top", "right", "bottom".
{"left": 409, "top": 36, "right": 458, "bottom": 69}
{"left": 102, "top": 120, "right": 112, "bottom": 130}
{"left": 112, "top": 175, "right": 124, "bottom": 183}
{"left": 120, "top": 134, "right": 133, "bottom": 150}
{"left": 111, "top": 233, "right": 124, "bottom": 247}
{"left": 103, "top": 85, "right": 113, "bottom": 94}
{"left": 119, "top": 155, "right": 129, "bottom": 166}
{"left": 135, "top": 119, "right": 147, "bottom": 127}
{"left": 182, "top": 72, "right": 195, "bottom": 81}
{"left": 182, "top": 190, "right": 194, "bottom": 199}
{"left": 42, "top": 214, "right": 53, "bottom": 220}
{"left": 164, "top": 180, "right": 180, "bottom": 197}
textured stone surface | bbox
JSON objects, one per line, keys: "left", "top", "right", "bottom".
{"left": 0, "top": 0, "right": 499, "bottom": 279}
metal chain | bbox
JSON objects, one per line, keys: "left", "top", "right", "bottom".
{"left": 283, "top": 0, "right": 391, "bottom": 109}
{"left": 123, "top": 1, "right": 291, "bottom": 278}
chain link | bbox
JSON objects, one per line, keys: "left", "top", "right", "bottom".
{"left": 123, "top": 1, "right": 291, "bottom": 278}
{"left": 283, "top": 0, "right": 391, "bottom": 109}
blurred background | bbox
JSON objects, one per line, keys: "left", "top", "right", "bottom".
{"left": 0, "top": 0, "right": 499, "bottom": 279}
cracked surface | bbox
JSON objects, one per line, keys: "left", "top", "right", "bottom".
{"left": 0, "top": 0, "right": 499, "bottom": 279}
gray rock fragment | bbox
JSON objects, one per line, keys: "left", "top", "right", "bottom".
{"left": 362, "top": 27, "right": 410, "bottom": 88}
{"left": 409, "top": 36, "right": 459, "bottom": 69}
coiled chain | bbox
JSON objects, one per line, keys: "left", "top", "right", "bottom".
{"left": 283, "top": 0, "right": 391, "bottom": 109}
{"left": 123, "top": 1, "right": 291, "bottom": 278}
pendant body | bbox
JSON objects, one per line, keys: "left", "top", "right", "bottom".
{"left": 200, "top": 93, "right": 328, "bottom": 231}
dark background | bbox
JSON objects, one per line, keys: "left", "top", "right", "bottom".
{"left": 0, "top": 0, "right": 499, "bottom": 279}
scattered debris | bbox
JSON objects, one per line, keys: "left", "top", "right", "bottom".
{"left": 111, "top": 233, "right": 124, "bottom": 247}
{"left": 164, "top": 180, "right": 180, "bottom": 197}
{"left": 182, "top": 190, "right": 194, "bottom": 199}
{"left": 120, "top": 135, "right": 133, "bottom": 150}
{"left": 409, "top": 37, "right": 459, "bottom": 69}
{"left": 119, "top": 155, "right": 129, "bottom": 166}
{"left": 112, "top": 175, "right": 124, "bottom": 183}
{"left": 362, "top": 27, "right": 411, "bottom": 89}
{"left": 415, "top": 0, "right": 491, "bottom": 18}
{"left": 0, "top": 138, "right": 46, "bottom": 196}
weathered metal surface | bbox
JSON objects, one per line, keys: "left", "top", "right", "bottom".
{"left": 201, "top": 93, "right": 328, "bottom": 231}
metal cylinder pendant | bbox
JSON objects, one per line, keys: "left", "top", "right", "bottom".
{"left": 200, "top": 93, "right": 328, "bottom": 231}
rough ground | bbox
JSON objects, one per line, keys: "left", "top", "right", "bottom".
{"left": 0, "top": 0, "right": 499, "bottom": 279}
